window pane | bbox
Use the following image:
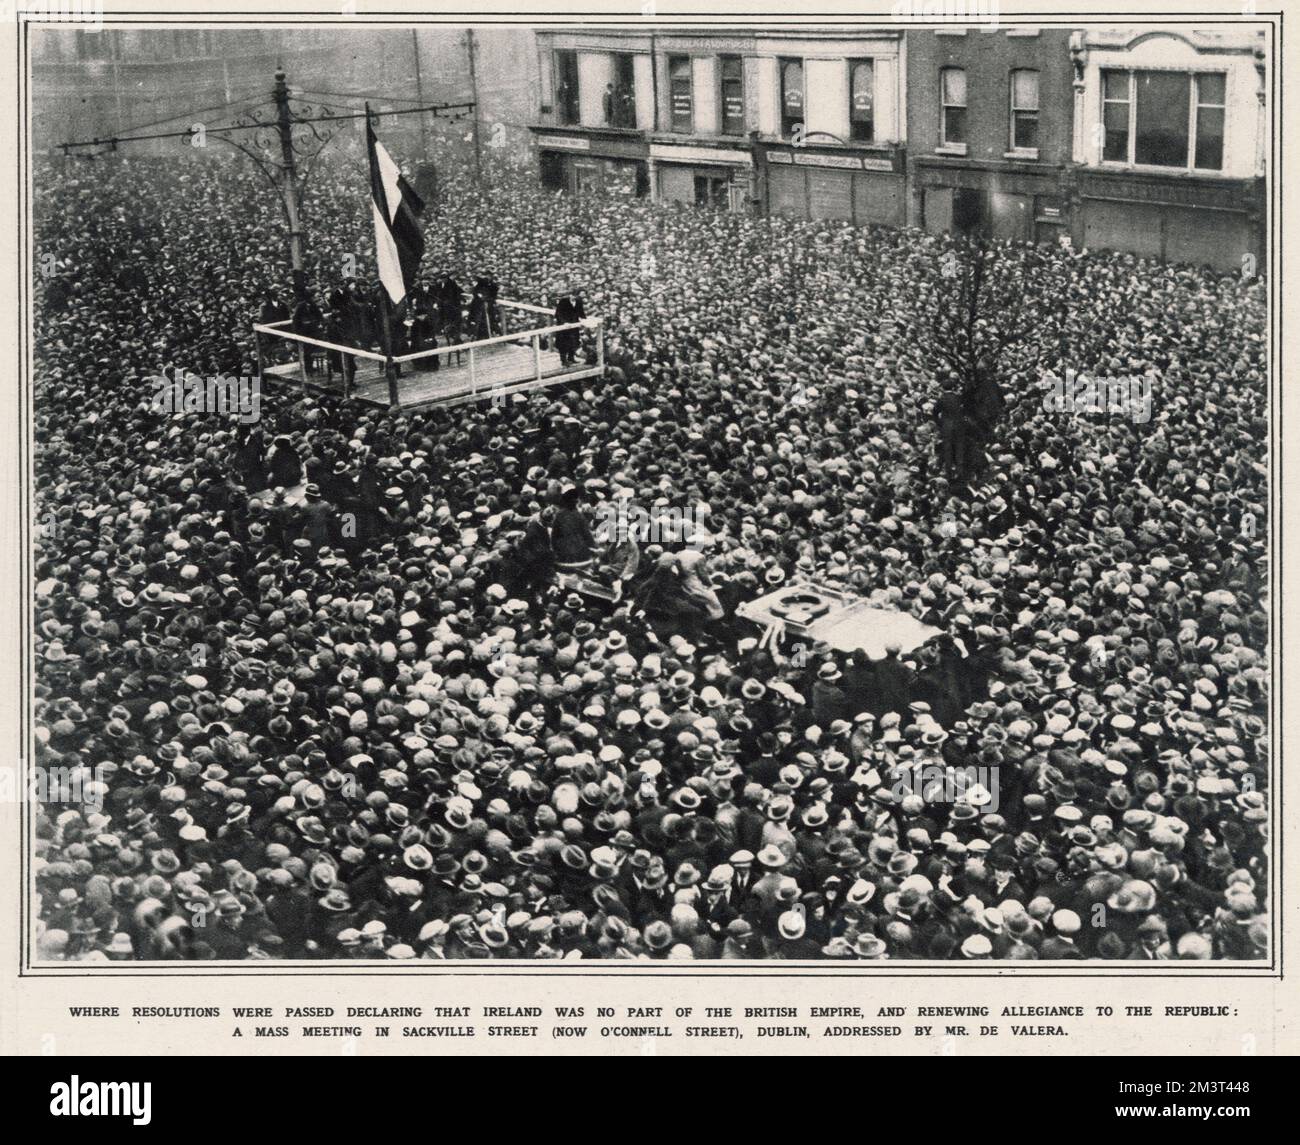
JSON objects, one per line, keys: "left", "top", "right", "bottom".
{"left": 1103, "top": 100, "right": 1128, "bottom": 161}
{"left": 670, "top": 57, "right": 692, "bottom": 132}
{"left": 556, "top": 51, "right": 579, "bottom": 124}
{"left": 1195, "top": 106, "right": 1224, "bottom": 169}
{"left": 1014, "top": 111, "right": 1038, "bottom": 150}
{"left": 1134, "top": 70, "right": 1190, "bottom": 166}
{"left": 1197, "top": 72, "right": 1226, "bottom": 106}
{"left": 852, "top": 63, "right": 873, "bottom": 111}
{"left": 1012, "top": 69, "right": 1039, "bottom": 110}
{"left": 1102, "top": 69, "right": 1128, "bottom": 101}
{"left": 721, "top": 58, "right": 745, "bottom": 135}
{"left": 942, "top": 67, "right": 966, "bottom": 106}
{"left": 612, "top": 54, "right": 637, "bottom": 127}
{"left": 944, "top": 106, "right": 966, "bottom": 144}
{"left": 782, "top": 62, "right": 804, "bottom": 112}
{"left": 851, "top": 61, "right": 873, "bottom": 140}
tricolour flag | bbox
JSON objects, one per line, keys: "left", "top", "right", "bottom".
{"left": 366, "top": 118, "right": 425, "bottom": 306}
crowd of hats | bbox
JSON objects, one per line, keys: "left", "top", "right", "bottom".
{"left": 31, "top": 153, "right": 1268, "bottom": 961}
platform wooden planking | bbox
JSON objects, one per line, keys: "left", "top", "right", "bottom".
{"left": 260, "top": 341, "right": 601, "bottom": 410}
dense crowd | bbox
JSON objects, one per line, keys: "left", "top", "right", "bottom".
{"left": 32, "top": 147, "right": 1269, "bottom": 961}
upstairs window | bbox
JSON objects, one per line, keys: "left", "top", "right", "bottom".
{"left": 720, "top": 55, "right": 745, "bottom": 135}
{"left": 1194, "top": 72, "right": 1226, "bottom": 171}
{"left": 1101, "top": 68, "right": 1130, "bottom": 162}
{"left": 669, "top": 56, "right": 693, "bottom": 133}
{"left": 941, "top": 66, "right": 967, "bottom": 146}
{"left": 610, "top": 52, "right": 637, "bottom": 128}
{"left": 1010, "top": 68, "right": 1039, "bottom": 151}
{"left": 1135, "top": 70, "right": 1190, "bottom": 166}
{"left": 850, "top": 61, "right": 874, "bottom": 142}
{"left": 1101, "top": 69, "right": 1227, "bottom": 171}
{"left": 780, "top": 58, "right": 805, "bottom": 137}
{"left": 554, "top": 50, "right": 579, "bottom": 125}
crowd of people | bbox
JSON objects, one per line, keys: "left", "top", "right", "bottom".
{"left": 32, "top": 148, "right": 1269, "bottom": 961}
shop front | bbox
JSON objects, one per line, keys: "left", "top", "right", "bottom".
{"left": 534, "top": 129, "right": 651, "bottom": 198}
{"left": 650, "top": 142, "right": 754, "bottom": 210}
{"left": 755, "top": 141, "right": 906, "bottom": 227}
{"left": 1075, "top": 169, "right": 1262, "bottom": 271}
{"left": 913, "top": 157, "right": 1069, "bottom": 244}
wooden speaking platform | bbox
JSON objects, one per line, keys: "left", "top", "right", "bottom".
{"left": 261, "top": 340, "right": 599, "bottom": 411}
{"left": 255, "top": 297, "right": 605, "bottom": 411}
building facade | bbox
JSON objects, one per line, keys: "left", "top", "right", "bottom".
{"left": 533, "top": 27, "right": 763, "bottom": 207}
{"left": 530, "top": 26, "right": 909, "bottom": 225}
{"left": 648, "top": 29, "right": 762, "bottom": 211}
{"left": 906, "top": 26, "right": 1076, "bottom": 245}
{"left": 530, "top": 23, "right": 1268, "bottom": 270}
{"left": 533, "top": 28, "right": 661, "bottom": 201}
{"left": 1069, "top": 27, "right": 1266, "bottom": 269}
{"left": 749, "top": 29, "right": 908, "bottom": 227}
{"left": 46, "top": 25, "right": 1263, "bottom": 269}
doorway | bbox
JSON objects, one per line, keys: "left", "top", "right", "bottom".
{"left": 952, "top": 187, "right": 987, "bottom": 237}
{"left": 693, "top": 174, "right": 731, "bottom": 209}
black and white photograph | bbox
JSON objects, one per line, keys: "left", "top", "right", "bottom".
{"left": 24, "top": 7, "right": 1273, "bottom": 972}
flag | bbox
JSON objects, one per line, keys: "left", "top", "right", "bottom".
{"left": 366, "top": 118, "right": 425, "bottom": 306}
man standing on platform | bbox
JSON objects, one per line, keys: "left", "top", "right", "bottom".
{"left": 291, "top": 288, "right": 324, "bottom": 374}
{"left": 372, "top": 280, "right": 406, "bottom": 377}
{"left": 437, "top": 275, "right": 464, "bottom": 365}
{"left": 409, "top": 294, "right": 438, "bottom": 373}
{"left": 554, "top": 287, "right": 585, "bottom": 367}
{"left": 341, "top": 281, "right": 372, "bottom": 389}
{"left": 326, "top": 285, "right": 352, "bottom": 382}
{"left": 256, "top": 290, "right": 290, "bottom": 364}
{"left": 470, "top": 274, "right": 500, "bottom": 341}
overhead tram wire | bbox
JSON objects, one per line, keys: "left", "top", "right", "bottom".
{"left": 292, "top": 89, "right": 466, "bottom": 106}
{"left": 57, "top": 70, "right": 476, "bottom": 301}
{"left": 58, "top": 101, "right": 476, "bottom": 154}
{"left": 104, "top": 87, "right": 278, "bottom": 139}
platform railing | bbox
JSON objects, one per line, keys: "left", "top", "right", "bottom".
{"left": 392, "top": 317, "right": 602, "bottom": 404}
{"left": 253, "top": 298, "right": 604, "bottom": 408}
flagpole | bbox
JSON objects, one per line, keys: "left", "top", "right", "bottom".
{"left": 380, "top": 294, "right": 399, "bottom": 410}
{"left": 376, "top": 275, "right": 400, "bottom": 409}
{"left": 367, "top": 101, "right": 402, "bottom": 410}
